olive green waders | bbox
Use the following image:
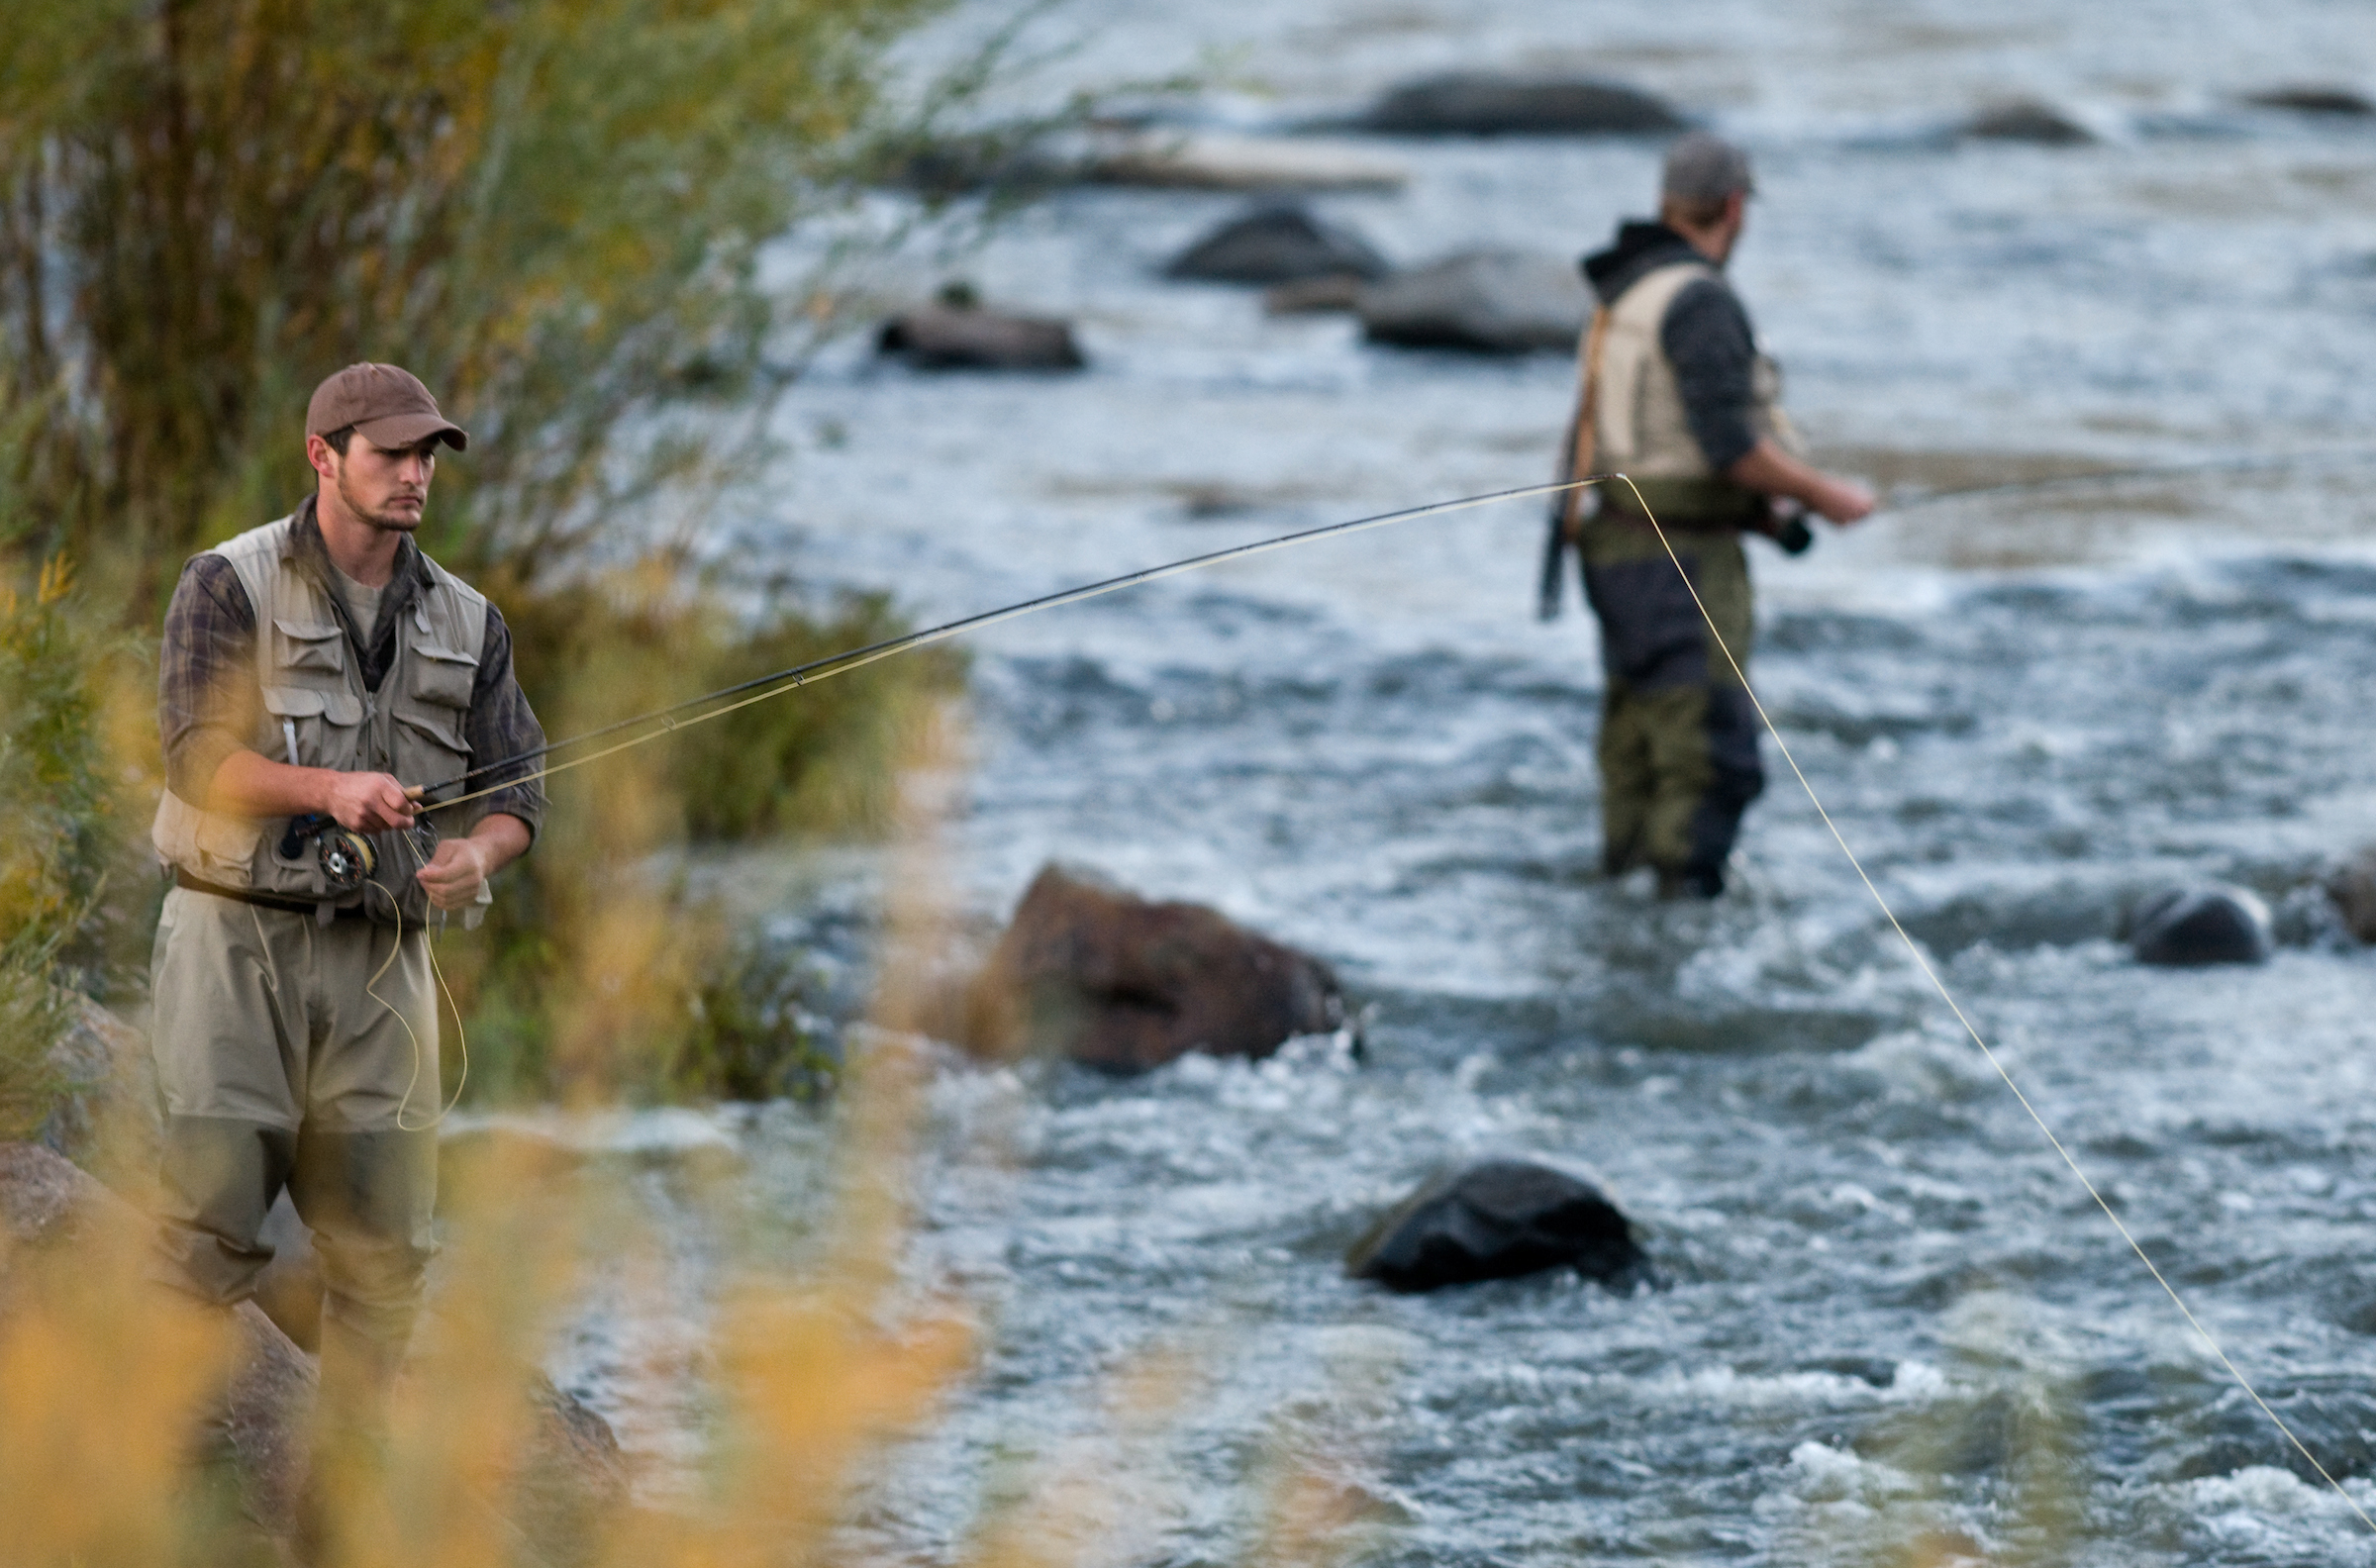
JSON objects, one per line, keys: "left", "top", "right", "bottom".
{"left": 147, "top": 884, "right": 440, "bottom": 1478}
{"left": 1578, "top": 511, "right": 1765, "bottom": 896}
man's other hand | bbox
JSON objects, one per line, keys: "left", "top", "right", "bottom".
{"left": 415, "top": 836, "right": 494, "bottom": 911}
{"left": 324, "top": 771, "right": 418, "bottom": 832}
{"left": 1808, "top": 476, "right": 1876, "bottom": 526}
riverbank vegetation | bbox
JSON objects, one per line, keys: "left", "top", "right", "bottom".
{"left": 0, "top": 0, "right": 982, "bottom": 1104}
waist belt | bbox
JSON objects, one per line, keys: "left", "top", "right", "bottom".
{"left": 172, "top": 869, "right": 364, "bottom": 920}
{"left": 1600, "top": 476, "right": 1765, "bottom": 531}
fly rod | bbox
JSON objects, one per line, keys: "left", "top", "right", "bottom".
{"left": 415, "top": 475, "right": 1607, "bottom": 815}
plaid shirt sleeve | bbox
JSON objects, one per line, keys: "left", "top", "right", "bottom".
{"left": 158, "top": 554, "right": 261, "bottom": 802}
{"left": 464, "top": 602, "right": 549, "bottom": 844}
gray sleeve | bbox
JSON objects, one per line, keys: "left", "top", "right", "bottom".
{"left": 1659, "top": 277, "right": 1759, "bottom": 473}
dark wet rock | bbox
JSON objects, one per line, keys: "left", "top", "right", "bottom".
{"left": 1356, "top": 249, "right": 1588, "bottom": 353}
{"left": 2125, "top": 883, "right": 2274, "bottom": 967}
{"left": 36, "top": 995, "right": 163, "bottom": 1191}
{"left": 962, "top": 863, "right": 1349, "bottom": 1074}
{"left": 2329, "top": 846, "right": 2376, "bottom": 943}
{"left": 1264, "top": 273, "right": 1366, "bottom": 315}
{"left": 1345, "top": 1159, "right": 1650, "bottom": 1292}
{"left": 1164, "top": 204, "right": 1389, "bottom": 285}
{"left": 1, "top": 1140, "right": 315, "bottom": 1536}
{"left": 877, "top": 288, "right": 1085, "bottom": 371}
{"left": 2243, "top": 85, "right": 2376, "bottom": 116}
{"left": 1354, "top": 72, "right": 1687, "bottom": 137}
{"left": 1961, "top": 100, "right": 2097, "bottom": 146}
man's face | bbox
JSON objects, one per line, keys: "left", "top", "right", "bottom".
{"left": 321, "top": 431, "right": 439, "bottom": 533}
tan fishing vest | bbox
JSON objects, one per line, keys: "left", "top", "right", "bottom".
{"left": 151, "top": 515, "right": 493, "bottom": 928}
{"left": 1590, "top": 259, "right": 1804, "bottom": 511}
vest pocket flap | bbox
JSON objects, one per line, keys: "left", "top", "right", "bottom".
{"left": 396, "top": 708, "right": 469, "bottom": 753}
{"left": 262, "top": 686, "right": 364, "bottom": 726}
{"left": 408, "top": 639, "right": 479, "bottom": 709}
{"left": 272, "top": 617, "right": 346, "bottom": 673}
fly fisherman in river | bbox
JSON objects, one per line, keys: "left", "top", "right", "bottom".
{"left": 148, "top": 362, "right": 545, "bottom": 1518}
{"left": 1548, "top": 132, "right": 1875, "bottom": 899}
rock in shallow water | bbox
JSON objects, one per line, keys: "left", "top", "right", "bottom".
{"left": 2127, "top": 883, "right": 2274, "bottom": 966}
{"left": 876, "top": 302, "right": 1084, "bottom": 371}
{"left": 1346, "top": 1159, "right": 1651, "bottom": 1293}
{"left": 1357, "top": 249, "right": 1587, "bottom": 353}
{"left": 1354, "top": 72, "right": 1687, "bottom": 136}
{"left": 1164, "top": 204, "right": 1389, "bottom": 285}
{"left": 2328, "top": 846, "right": 2376, "bottom": 943}
{"left": 1961, "top": 99, "right": 2096, "bottom": 145}
{"left": 962, "top": 864, "right": 1349, "bottom": 1073}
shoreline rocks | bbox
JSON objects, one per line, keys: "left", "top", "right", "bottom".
{"left": 961, "top": 864, "right": 1350, "bottom": 1074}
{"left": 1356, "top": 249, "right": 1588, "bottom": 353}
{"left": 1351, "top": 72, "right": 1687, "bottom": 137}
{"left": 1164, "top": 204, "right": 1390, "bottom": 286}
{"left": 2125, "top": 883, "right": 2274, "bottom": 967}
{"left": 1346, "top": 1159, "right": 1652, "bottom": 1293}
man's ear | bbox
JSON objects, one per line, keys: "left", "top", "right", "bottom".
{"left": 305, "top": 433, "right": 339, "bottom": 482}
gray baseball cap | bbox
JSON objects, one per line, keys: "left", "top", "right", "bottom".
{"left": 1661, "top": 132, "right": 1754, "bottom": 202}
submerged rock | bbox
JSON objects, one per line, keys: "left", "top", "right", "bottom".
{"left": 2127, "top": 883, "right": 2274, "bottom": 967}
{"left": 963, "top": 864, "right": 1349, "bottom": 1074}
{"left": 2243, "top": 85, "right": 2376, "bottom": 116}
{"left": 1264, "top": 274, "right": 1366, "bottom": 315}
{"left": 1354, "top": 72, "right": 1687, "bottom": 136}
{"left": 1164, "top": 204, "right": 1389, "bottom": 285}
{"left": 1346, "top": 1159, "right": 1650, "bottom": 1293}
{"left": 1357, "top": 249, "right": 1587, "bottom": 353}
{"left": 1961, "top": 99, "right": 2096, "bottom": 146}
{"left": 877, "top": 289, "right": 1085, "bottom": 371}
{"left": 2328, "top": 847, "right": 2376, "bottom": 943}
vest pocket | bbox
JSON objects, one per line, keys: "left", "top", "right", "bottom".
{"left": 272, "top": 617, "right": 346, "bottom": 675}
{"left": 261, "top": 686, "right": 364, "bottom": 772}
{"left": 408, "top": 639, "right": 479, "bottom": 710}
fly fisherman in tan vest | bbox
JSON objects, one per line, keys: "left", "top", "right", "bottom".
{"left": 1547, "top": 133, "right": 1874, "bottom": 898}
{"left": 148, "top": 363, "right": 546, "bottom": 1514}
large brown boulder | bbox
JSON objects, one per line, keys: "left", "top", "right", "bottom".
{"left": 964, "top": 865, "right": 1350, "bottom": 1073}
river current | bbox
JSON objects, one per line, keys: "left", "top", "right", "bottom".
{"left": 534, "top": 3, "right": 2376, "bottom": 1562}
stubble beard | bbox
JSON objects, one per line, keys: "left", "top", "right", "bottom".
{"left": 337, "top": 465, "right": 426, "bottom": 535}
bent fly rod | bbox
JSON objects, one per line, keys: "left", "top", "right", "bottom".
{"left": 414, "top": 476, "right": 1609, "bottom": 816}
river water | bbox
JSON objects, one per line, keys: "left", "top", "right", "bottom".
{"left": 554, "top": 3, "right": 2376, "bottom": 1562}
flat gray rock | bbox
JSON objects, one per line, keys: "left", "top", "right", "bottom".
{"left": 1164, "top": 205, "right": 1389, "bottom": 285}
{"left": 1357, "top": 249, "right": 1587, "bottom": 353}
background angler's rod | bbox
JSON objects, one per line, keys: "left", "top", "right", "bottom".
{"left": 416, "top": 476, "right": 1609, "bottom": 815}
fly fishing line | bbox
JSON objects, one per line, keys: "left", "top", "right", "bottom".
{"left": 1614, "top": 471, "right": 2376, "bottom": 1533}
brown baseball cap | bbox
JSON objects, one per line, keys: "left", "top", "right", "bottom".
{"left": 305, "top": 362, "right": 468, "bottom": 451}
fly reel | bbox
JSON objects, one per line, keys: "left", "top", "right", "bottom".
{"left": 278, "top": 815, "right": 380, "bottom": 895}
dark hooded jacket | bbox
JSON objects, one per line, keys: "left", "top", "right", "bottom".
{"left": 1580, "top": 222, "right": 1760, "bottom": 473}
